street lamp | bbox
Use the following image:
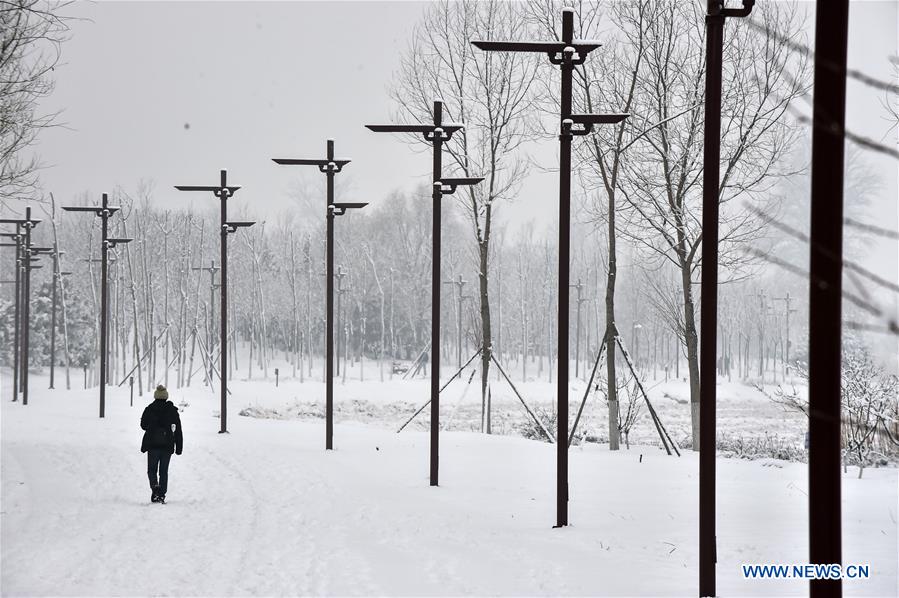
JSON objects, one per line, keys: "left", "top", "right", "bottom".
{"left": 191, "top": 259, "right": 220, "bottom": 383}
{"left": 472, "top": 7, "right": 627, "bottom": 528}
{"left": 335, "top": 265, "right": 348, "bottom": 377}
{"left": 772, "top": 292, "right": 796, "bottom": 382}
{"left": 20, "top": 245, "right": 53, "bottom": 406}
{"left": 699, "top": 1, "right": 755, "bottom": 593}
{"left": 0, "top": 230, "right": 26, "bottom": 402}
{"left": 569, "top": 279, "right": 587, "bottom": 378}
{"left": 332, "top": 215, "right": 367, "bottom": 440}
{"left": 367, "top": 100, "right": 483, "bottom": 486}
{"left": 442, "top": 275, "right": 467, "bottom": 370}
{"left": 175, "top": 170, "right": 254, "bottom": 434}
{"left": 62, "top": 194, "right": 131, "bottom": 418}
{"left": 49, "top": 247, "right": 72, "bottom": 390}
{"left": 0, "top": 207, "right": 52, "bottom": 405}
{"left": 82, "top": 238, "right": 121, "bottom": 389}
{"left": 1, "top": 208, "right": 44, "bottom": 405}
{"left": 272, "top": 139, "right": 367, "bottom": 451}
{"left": 807, "top": 4, "right": 851, "bottom": 595}
{"left": 0, "top": 243, "right": 19, "bottom": 399}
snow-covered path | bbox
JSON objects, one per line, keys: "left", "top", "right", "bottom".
{"left": 2, "top": 378, "right": 896, "bottom": 596}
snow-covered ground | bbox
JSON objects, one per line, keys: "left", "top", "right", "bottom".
{"left": 2, "top": 370, "right": 896, "bottom": 596}
{"left": 235, "top": 358, "right": 812, "bottom": 452}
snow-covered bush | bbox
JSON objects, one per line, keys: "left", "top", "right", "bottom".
{"left": 514, "top": 404, "right": 555, "bottom": 443}
{"left": 763, "top": 339, "right": 899, "bottom": 476}
{"left": 716, "top": 432, "right": 807, "bottom": 463}
{"left": 618, "top": 373, "right": 645, "bottom": 449}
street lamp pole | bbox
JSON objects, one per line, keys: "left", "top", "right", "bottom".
{"left": 22, "top": 242, "right": 55, "bottom": 407}
{"left": 336, "top": 265, "right": 347, "bottom": 377}
{"left": 473, "top": 8, "right": 627, "bottom": 527}
{"left": 0, "top": 229, "right": 28, "bottom": 402}
{"left": 191, "top": 259, "right": 220, "bottom": 382}
{"left": 700, "top": 1, "right": 755, "bottom": 591}
{"left": 443, "top": 274, "right": 467, "bottom": 369}
{"left": 63, "top": 194, "right": 131, "bottom": 418}
{"left": 21, "top": 248, "right": 52, "bottom": 405}
{"left": 82, "top": 255, "right": 116, "bottom": 389}
{"left": 773, "top": 292, "right": 796, "bottom": 381}
{"left": 367, "top": 101, "right": 483, "bottom": 486}
{"left": 807, "top": 3, "right": 850, "bottom": 595}
{"left": 176, "top": 170, "right": 254, "bottom": 433}
{"left": 22, "top": 212, "right": 33, "bottom": 399}
{"left": 273, "top": 140, "right": 366, "bottom": 450}
{"left": 569, "top": 279, "right": 585, "bottom": 378}
{"left": 1, "top": 209, "right": 44, "bottom": 405}
{"left": 49, "top": 248, "right": 71, "bottom": 390}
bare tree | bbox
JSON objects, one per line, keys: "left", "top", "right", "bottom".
{"left": 765, "top": 340, "right": 899, "bottom": 478}
{"left": 613, "top": 2, "right": 809, "bottom": 449}
{"left": 363, "top": 243, "right": 387, "bottom": 382}
{"left": 618, "top": 372, "right": 644, "bottom": 449}
{"left": 529, "top": 0, "right": 657, "bottom": 451}
{"left": 391, "top": 0, "right": 539, "bottom": 430}
{"left": 0, "top": 0, "right": 71, "bottom": 207}
{"left": 45, "top": 192, "right": 72, "bottom": 388}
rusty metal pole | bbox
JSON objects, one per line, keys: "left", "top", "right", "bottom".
{"left": 700, "top": 2, "right": 754, "bottom": 593}
{"left": 273, "top": 142, "right": 364, "bottom": 449}
{"left": 808, "top": 1, "right": 849, "bottom": 596}
{"left": 22, "top": 209, "right": 34, "bottom": 406}
{"left": 472, "top": 8, "right": 626, "bottom": 527}
{"left": 176, "top": 170, "right": 252, "bottom": 433}
{"left": 367, "top": 108, "right": 482, "bottom": 485}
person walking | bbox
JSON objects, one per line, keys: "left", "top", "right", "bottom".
{"left": 140, "top": 385, "right": 183, "bottom": 503}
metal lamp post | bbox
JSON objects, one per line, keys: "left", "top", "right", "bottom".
{"left": 367, "top": 100, "right": 483, "bottom": 486}
{"left": 472, "top": 7, "right": 628, "bottom": 527}
{"left": 101, "top": 240, "right": 129, "bottom": 396}
{"left": 569, "top": 278, "right": 586, "bottom": 378}
{"left": 176, "top": 169, "right": 254, "bottom": 434}
{"left": 442, "top": 275, "right": 467, "bottom": 370}
{"left": 20, "top": 245, "right": 53, "bottom": 405}
{"left": 0, "top": 231, "right": 25, "bottom": 402}
{"left": 773, "top": 292, "right": 796, "bottom": 381}
{"left": 2, "top": 210, "right": 48, "bottom": 406}
{"left": 191, "top": 259, "right": 220, "bottom": 383}
{"left": 331, "top": 206, "right": 366, "bottom": 390}
{"left": 0, "top": 210, "right": 42, "bottom": 402}
{"left": 62, "top": 194, "right": 131, "bottom": 418}
{"left": 699, "top": 1, "right": 755, "bottom": 592}
{"left": 807, "top": 3, "right": 850, "bottom": 596}
{"left": 272, "top": 139, "right": 367, "bottom": 451}
{"left": 83, "top": 241, "right": 120, "bottom": 388}
{"left": 49, "top": 248, "right": 71, "bottom": 390}
{"left": 335, "top": 265, "right": 348, "bottom": 377}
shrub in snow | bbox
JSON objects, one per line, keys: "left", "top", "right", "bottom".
{"left": 716, "top": 432, "right": 807, "bottom": 463}
{"left": 759, "top": 338, "right": 899, "bottom": 476}
{"left": 513, "top": 404, "right": 556, "bottom": 443}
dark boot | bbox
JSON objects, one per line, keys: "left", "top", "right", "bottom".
{"left": 151, "top": 485, "right": 160, "bottom": 503}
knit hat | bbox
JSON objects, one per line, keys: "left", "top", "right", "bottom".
{"left": 153, "top": 385, "right": 169, "bottom": 400}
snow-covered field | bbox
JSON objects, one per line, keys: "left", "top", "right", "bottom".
{"left": 2, "top": 370, "right": 896, "bottom": 596}
{"left": 237, "top": 359, "right": 813, "bottom": 452}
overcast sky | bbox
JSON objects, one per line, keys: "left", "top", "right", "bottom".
{"left": 24, "top": 1, "right": 899, "bottom": 284}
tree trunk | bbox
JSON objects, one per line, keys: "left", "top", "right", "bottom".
{"left": 605, "top": 186, "right": 620, "bottom": 451}
{"left": 161, "top": 217, "right": 170, "bottom": 388}
{"left": 478, "top": 237, "right": 492, "bottom": 434}
{"left": 680, "top": 260, "right": 701, "bottom": 451}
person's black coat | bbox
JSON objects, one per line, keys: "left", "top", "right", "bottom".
{"left": 141, "top": 398, "right": 183, "bottom": 455}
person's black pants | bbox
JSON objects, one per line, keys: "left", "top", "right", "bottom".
{"left": 147, "top": 449, "right": 172, "bottom": 496}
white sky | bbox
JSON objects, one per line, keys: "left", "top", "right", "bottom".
{"left": 25, "top": 0, "right": 899, "bottom": 286}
